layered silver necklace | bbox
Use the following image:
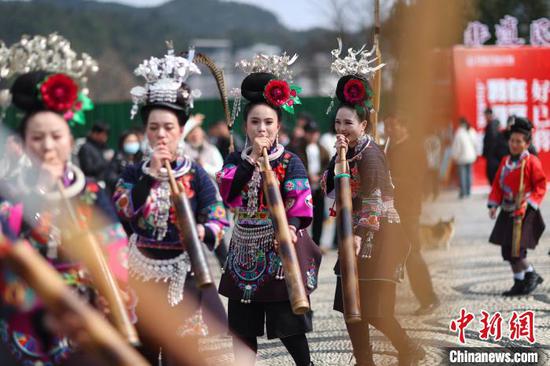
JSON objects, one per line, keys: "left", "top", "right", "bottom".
{"left": 142, "top": 155, "right": 191, "bottom": 240}
{"left": 240, "top": 143, "right": 284, "bottom": 213}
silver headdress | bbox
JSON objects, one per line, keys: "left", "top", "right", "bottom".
{"left": 326, "top": 38, "right": 385, "bottom": 115}
{"left": 330, "top": 37, "right": 384, "bottom": 80}
{"left": 130, "top": 41, "right": 201, "bottom": 119}
{"left": 0, "top": 33, "right": 98, "bottom": 119}
{"left": 235, "top": 52, "right": 298, "bottom": 82}
{"left": 231, "top": 52, "right": 301, "bottom": 124}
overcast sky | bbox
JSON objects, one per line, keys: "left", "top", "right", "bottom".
{"left": 94, "top": 0, "right": 391, "bottom": 31}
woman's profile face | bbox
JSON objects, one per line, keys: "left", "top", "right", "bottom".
{"left": 146, "top": 109, "right": 182, "bottom": 156}
{"left": 244, "top": 103, "right": 280, "bottom": 145}
{"left": 24, "top": 111, "right": 73, "bottom": 170}
{"left": 334, "top": 106, "right": 367, "bottom": 145}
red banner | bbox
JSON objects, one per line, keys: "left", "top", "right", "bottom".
{"left": 452, "top": 46, "right": 550, "bottom": 185}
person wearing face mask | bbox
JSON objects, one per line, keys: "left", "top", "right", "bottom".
{"left": 488, "top": 118, "right": 546, "bottom": 296}
{"left": 104, "top": 130, "right": 143, "bottom": 200}
{"left": 321, "top": 42, "right": 423, "bottom": 366}
{"left": 0, "top": 52, "right": 132, "bottom": 364}
{"left": 112, "top": 45, "right": 229, "bottom": 364}
{"left": 217, "top": 54, "right": 321, "bottom": 366}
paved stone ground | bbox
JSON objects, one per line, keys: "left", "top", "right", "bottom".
{"left": 246, "top": 190, "right": 550, "bottom": 365}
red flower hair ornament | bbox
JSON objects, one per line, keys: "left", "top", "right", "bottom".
{"left": 39, "top": 74, "right": 78, "bottom": 112}
{"left": 263, "top": 79, "right": 302, "bottom": 114}
{"left": 343, "top": 79, "right": 366, "bottom": 104}
{"left": 37, "top": 73, "right": 94, "bottom": 126}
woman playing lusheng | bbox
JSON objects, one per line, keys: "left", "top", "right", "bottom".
{"left": 0, "top": 37, "right": 131, "bottom": 365}
{"left": 217, "top": 54, "right": 321, "bottom": 366}
{"left": 488, "top": 117, "right": 545, "bottom": 296}
{"left": 113, "top": 45, "right": 228, "bottom": 364}
{"left": 321, "top": 41, "right": 424, "bottom": 366}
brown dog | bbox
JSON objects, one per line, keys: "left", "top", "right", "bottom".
{"left": 419, "top": 217, "right": 455, "bottom": 250}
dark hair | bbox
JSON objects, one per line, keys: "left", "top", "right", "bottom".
{"left": 91, "top": 122, "right": 110, "bottom": 134}
{"left": 484, "top": 107, "right": 493, "bottom": 114}
{"left": 10, "top": 71, "right": 60, "bottom": 138}
{"left": 140, "top": 105, "right": 188, "bottom": 127}
{"left": 459, "top": 117, "right": 471, "bottom": 130}
{"left": 507, "top": 117, "right": 532, "bottom": 142}
{"left": 242, "top": 101, "right": 282, "bottom": 123}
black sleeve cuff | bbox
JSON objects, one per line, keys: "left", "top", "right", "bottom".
{"left": 131, "top": 174, "right": 155, "bottom": 209}
{"left": 227, "top": 159, "right": 256, "bottom": 202}
{"left": 288, "top": 217, "right": 302, "bottom": 229}
{"left": 325, "top": 159, "right": 336, "bottom": 194}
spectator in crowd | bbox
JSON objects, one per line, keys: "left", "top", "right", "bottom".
{"left": 78, "top": 122, "right": 112, "bottom": 183}
{"left": 289, "top": 112, "right": 312, "bottom": 149}
{"left": 289, "top": 119, "right": 330, "bottom": 245}
{"left": 183, "top": 115, "right": 228, "bottom": 266}
{"left": 482, "top": 107, "right": 501, "bottom": 185}
{"left": 278, "top": 126, "right": 291, "bottom": 147}
{"left": 386, "top": 115, "right": 440, "bottom": 315}
{"left": 208, "top": 119, "right": 243, "bottom": 157}
{"left": 183, "top": 115, "right": 224, "bottom": 179}
{"left": 318, "top": 124, "right": 338, "bottom": 251}
{"left": 452, "top": 118, "right": 478, "bottom": 199}
{"left": 104, "top": 129, "right": 143, "bottom": 198}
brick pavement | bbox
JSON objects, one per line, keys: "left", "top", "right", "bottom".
{"left": 249, "top": 191, "right": 550, "bottom": 365}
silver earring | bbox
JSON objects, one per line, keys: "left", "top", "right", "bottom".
{"left": 276, "top": 133, "right": 279, "bottom": 146}
{"left": 244, "top": 135, "right": 249, "bottom": 149}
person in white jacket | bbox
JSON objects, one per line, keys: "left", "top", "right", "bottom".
{"left": 182, "top": 115, "right": 224, "bottom": 179}
{"left": 452, "top": 118, "right": 478, "bottom": 198}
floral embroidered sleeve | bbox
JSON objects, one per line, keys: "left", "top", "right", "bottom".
{"left": 194, "top": 164, "right": 229, "bottom": 250}
{"left": 281, "top": 153, "right": 313, "bottom": 230}
{"left": 355, "top": 148, "right": 393, "bottom": 236}
{"left": 217, "top": 152, "right": 255, "bottom": 208}
{"left": 113, "top": 163, "right": 153, "bottom": 221}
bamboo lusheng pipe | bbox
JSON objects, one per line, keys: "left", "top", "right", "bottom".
{"left": 0, "top": 237, "right": 148, "bottom": 366}
{"left": 260, "top": 147, "right": 309, "bottom": 315}
{"left": 511, "top": 159, "right": 526, "bottom": 258}
{"left": 163, "top": 160, "right": 214, "bottom": 288}
{"left": 57, "top": 182, "right": 140, "bottom": 346}
{"left": 371, "top": 0, "right": 382, "bottom": 144}
{"left": 335, "top": 146, "right": 362, "bottom": 323}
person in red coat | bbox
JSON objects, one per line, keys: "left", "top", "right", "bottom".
{"left": 488, "top": 117, "right": 546, "bottom": 296}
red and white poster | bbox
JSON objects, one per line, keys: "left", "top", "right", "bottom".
{"left": 452, "top": 46, "right": 550, "bottom": 185}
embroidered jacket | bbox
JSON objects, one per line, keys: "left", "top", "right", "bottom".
{"left": 0, "top": 168, "right": 130, "bottom": 365}
{"left": 217, "top": 149, "right": 318, "bottom": 302}
{"left": 322, "top": 136, "right": 407, "bottom": 282}
{"left": 217, "top": 150, "right": 313, "bottom": 228}
{"left": 113, "top": 159, "right": 228, "bottom": 251}
{"left": 488, "top": 151, "right": 547, "bottom": 213}
{"left": 322, "top": 136, "right": 400, "bottom": 237}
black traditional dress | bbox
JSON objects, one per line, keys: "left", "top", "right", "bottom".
{"left": 322, "top": 135, "right": 410, "bottom": 318}
{"left": 217, "top": 145, "right": 321, "bottom": 339}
